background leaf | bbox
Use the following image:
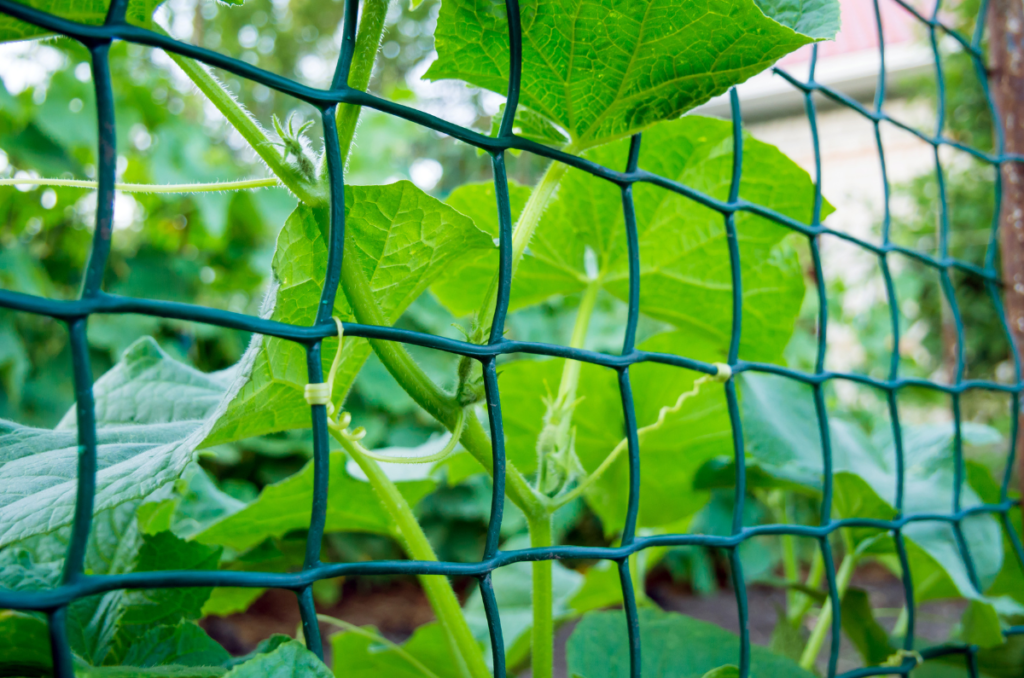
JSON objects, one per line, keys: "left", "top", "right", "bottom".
{"left": 699, "top": 371, "right": 1012, "bottom": 637}
{"left": 839, "top": 588, "right": 894, "bottom": 665}
{"left": 0, "top": 610, "right": 52, "bottom": 676}
{"left": 68, "top": 530, "right": 221, "bottom": 665}
{"left": 120, "top": 622, "right": 231, "bottom": 668}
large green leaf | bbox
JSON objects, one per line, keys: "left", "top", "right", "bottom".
{"left": 329, "top": 622, "right": 463, "bottom": 678}
{"left": 194, "top": 450, "right": 436, "bottom": 552}
{"left": 434, "top": 116, "right": 827, "bottom": 363}
{"left": 69, "top": 530, "right": 222, "bottom": 666}
{"left": 575, "top": 332, "right": 731, "bottom": 534}
{"left": 426, "top": 0, "right": 839, "bottom": 150}
{"left": 0, "top": 337, "right": 230, "bottom": 550}
{"left": 495, "top": 331, "right": 730, "bottom": 534}
{"left": 566, "top": 608, "right": 817, "bottom": 677}
{"left": 206, "top": 182, "right": 492, "bottom": 445}
{"left": 0, "top": 0, "right": 164, "bottom": 43}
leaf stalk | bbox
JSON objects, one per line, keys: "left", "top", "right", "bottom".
{"left": 333, "top": 430, "right": 490, "bottom": 678}
{"left": 799, "top": 546, "right": 857, "bottom": 670}
{"left": 470, "top": 158, "right": 571, "bottom": 342}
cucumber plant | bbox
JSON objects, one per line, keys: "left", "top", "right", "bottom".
{"left": 0, "top": 0, "right": 1022, "bottom": 676}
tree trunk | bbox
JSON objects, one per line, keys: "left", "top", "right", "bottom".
{"left": 989, "top": 0, "right": 1024, "bottom": 496}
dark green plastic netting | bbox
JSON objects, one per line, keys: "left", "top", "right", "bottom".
{"left": 0, "top": 0, "right": 1021, "bottom": 675}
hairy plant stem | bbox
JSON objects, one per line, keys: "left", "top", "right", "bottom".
{"left": 335, "top": 432, "right": 488, "bottom": 678}
{"left": 776, "top": 492, "right": 800, "bottom": 616}
{"left": 535, "top": 278, "right": 600, "bottom": 493}
{"left": 334, "top": 0, "right": 388, "bottom": 168}
{"left": 156, "top": 27, "right": 322, "bottom": 205}
{"left": 799, "top": 548, "right": 857, "bottom": 671}
{"left": 0, "top": 177, "right": 281, "bottom": 192}
{"left": 337, "top": 251, "right": 544, "bottom": 522}
{"left": 556, "top": 279, "right": 600, "bottom": 401}
{"left": 469, "top": 158, "right": 570, "bottom": 342}
{"left": 340, "top": 254, "right": 544, "bottom": 521}
{"left": 788, "top": 546, "right": 824, "bottom": 627}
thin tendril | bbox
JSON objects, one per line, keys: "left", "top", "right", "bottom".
{"left": 0, "top": 176, "right": 282, "bottom": 193}
{"left": 550, "top": 364, "right": 730, "bottom": 510}
{"left": 330, "top": 407, "right": 466, "bottom": 465}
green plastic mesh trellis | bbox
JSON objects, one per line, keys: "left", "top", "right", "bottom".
{"left": 0, "top": 0, "right": 1022, "bottom": 675}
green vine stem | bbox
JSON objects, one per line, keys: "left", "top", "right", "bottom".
{"left": 339, "top": 408, "right": 466, "bottom": 464}
{"left": 0, "top": 177, "right": 280, "bottom": 192}
{"left": 799, "top": 541, "right": 857, "bottom": 671}
{"left": 891, "top": 604, "right": 909, "bottom": 639}
{"left": 770, "top": 491, "right": 801, "bottom": 617}
{"left": 788, "top": 543, "right": 825, "bottom": 627}
{"left": 524, "top": 277, "right": 600, "bottom": 678}
{"left": 527, "top": 512, "right": 555, "bottom": 678}
{"left": 334, "top": 431, "right": 490, "bottom": 678}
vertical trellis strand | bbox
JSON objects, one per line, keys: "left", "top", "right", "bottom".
{"left": 991, "top": 0, "right": 1024, "bottom": 489}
